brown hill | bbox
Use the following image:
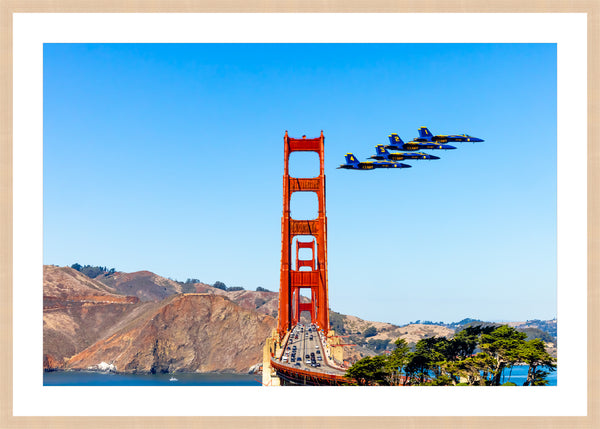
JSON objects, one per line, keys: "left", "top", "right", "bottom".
{"left": 329, "top": 311, "right": 455, "bottom": 365}
{"left": 44, "top": 265, "right": 121, "bottom": 302}
{"left": 193, "top": 283, "right": 227, "bottom": 295}
{"left": 43, "top": 266, "right": 143, "bottom": 369}
{"left": 224, "top": 289, "right": 279, "bottom": 318}
{"left": 97, "top": 269, "right": 282, "bottom": 317}
{"left": 98, "top": 270, "right": 187, "bottom": 302}
{"left": 66, "top": 293, "right": 276, "bottom": 373}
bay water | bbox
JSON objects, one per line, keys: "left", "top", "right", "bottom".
{"left": 44, "top": 371, "right": 261, "bottom": 386}
{"left": 44, "top": 365, "right": 556, "bottom": 386}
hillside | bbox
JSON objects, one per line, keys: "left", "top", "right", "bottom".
{"left": 44, "top": 264, "right": 557, "bottom": 372}
{"left": 328, "top": 311, "right": 456, "bottom": 363}
{"left": 328, "top": 311, "right": 557, "bottom": 363}
{"left": 43, "top": 266, "right": 143, "bottom": 368}
{"left": 98, "top": 270, "right": 189, "bottom": 302}
{"left": 66, "top": 293, "right": 276, "bottom": 373}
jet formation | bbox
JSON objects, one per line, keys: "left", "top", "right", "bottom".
{"left": 338, "top": 126, "right": 483, "bottom": 170}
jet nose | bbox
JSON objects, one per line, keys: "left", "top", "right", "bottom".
{"left": 430, "top": 155, "right": 440, "bottom": 160}
{"left": 471, "top": 137, "right": 484, "bottom": 142}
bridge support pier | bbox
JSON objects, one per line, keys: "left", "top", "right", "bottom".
{"left": 262, "top": 329, "right": 281, "bottom": 386}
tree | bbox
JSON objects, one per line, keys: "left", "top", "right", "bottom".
{"left": 405, "top": 337, "right": 455, "bottom": 384}
{"left": 520, "top": 338, "right": 556, "bottom": 386}
{"left": 444, "top": 353, "right": 496, "bottom": 386}
{"left": 405, "top": 349, "right": 429, "bottom": 385}
{"left": 386, "top": 339, "right": 411, "bottom": 385}
{"left": 452, "top": 325, "right": 495, "bottom": 359}
{"left": 479, "top": 325, "right": 527, "bottom": 386}
{"left": 213, "top": 281, "right": 227, "bottom": 291}
{"left": 256, "top": 286, "right": 271, "bottom": 292}
{"left": 71, "top": 263, "right": 82, "bottom": 271}
{"left": 80, "top": 265, "right": 106, "bottom": 278}
{"left": 346, "top": 356, "right": 390, "bottom": 386}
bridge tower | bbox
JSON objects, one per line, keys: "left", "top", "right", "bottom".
{"left": 278, "top": 131, "right": 329, "bottom": 337}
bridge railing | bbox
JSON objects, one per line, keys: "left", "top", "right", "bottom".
{"left": 270, "top": 359, "right": 354, "bottom": 385}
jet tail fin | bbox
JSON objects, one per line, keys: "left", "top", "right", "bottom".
{"left": 418, "top": 127, "right": 433, "bottom": 140}
{"left": 388, "top": 133, "right": 404, "bottom": 146}
{"left": 374, "top": 145, "right": 389, "bottom": 159}
{"left": 345, "top": 153, "right": 359, "bottom": 165}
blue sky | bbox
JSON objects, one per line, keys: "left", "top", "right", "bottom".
{"left": 43, "top": 43, "right": 557, "bottom": 325}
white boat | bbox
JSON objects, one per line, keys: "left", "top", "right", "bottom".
{"left": 169, "top": 377, "right": 178, "bottom": 382}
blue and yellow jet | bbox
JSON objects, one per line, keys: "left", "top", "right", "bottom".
{"left": 414, "top": 126, "right": 484, "bottom": 143}
{"left": 338, "top": 153, "right": 411, "bottom": 170}
{"left": 385, "top": 133, "right": 456, "bottom": 151}
{"left": 369, "top": 145, "right": 440, "bottom": 161}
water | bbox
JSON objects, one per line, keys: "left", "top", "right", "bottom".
{"left": 401, "top": 365, "right": 557, "bottom": 386}
{"left": 43, "top": 371, "right": 262, "bottom": 386}
{"left": 44, "top": 365, "right": 556, "bottom": 386}
{"left": 499, "top": 365, "right": 557, "bottom": 386}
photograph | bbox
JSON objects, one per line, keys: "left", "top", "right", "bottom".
{"left": 8, "top": 11, "right": 591, "bottom": 422}
{"left": 41, "top": 42, "right": 558, "bottom": 388}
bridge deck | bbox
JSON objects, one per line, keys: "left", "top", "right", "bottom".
{"left": 272, "top": 323, "right": 352, "bottom": 385}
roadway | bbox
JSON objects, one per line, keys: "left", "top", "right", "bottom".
{"left": 275, "top": 323, "right": 346, "bottom": 377}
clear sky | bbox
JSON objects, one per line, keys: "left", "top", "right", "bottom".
{"left": 43, "top": 43, "right": 557, "bottom": 325}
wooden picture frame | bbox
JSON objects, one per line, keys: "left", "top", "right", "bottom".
{"left": 1, "top": 2, "right": 597, "bottom": 428}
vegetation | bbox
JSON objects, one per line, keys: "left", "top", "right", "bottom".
{"left": 518, "top": 327, "right": 555, "bottom": 343}
{"left": 407, "top": 320, "right": 445, "bottom": 326}
{"left": 345, "top": 325, "right": 556, "bottom": 386}
{"left": 71, "top": 263, "right": 115, "bottom": 278}
{"left": 328, "top": 311, "right": 347, "bottom": 335}
{"left": 212, "top": 281, "right": 245, "bottom": 292}
{"left": 367, "top": 338, "right": 391, "bottom": 351}
{"left": 256, "top": 286, "right": 271, "bottom": 292}
{"left": 213, "top": 281, "right": 227, "bottom": 290}
{"left": 180, "top": 283, "right": 197, "bottom": 293}
{"left": 363, "top": 326, "right": 377, "bottom": 338}
{"left": 401, "top": 318, "right": 557, "bottom": 344}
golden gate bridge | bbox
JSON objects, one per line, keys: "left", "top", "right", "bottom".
{"left": 262, "top": 131, "right": 352, "bottom": 386}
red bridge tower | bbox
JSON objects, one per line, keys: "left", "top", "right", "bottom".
{"left": 278, "top": 131, "right": 329, "bottom": 337}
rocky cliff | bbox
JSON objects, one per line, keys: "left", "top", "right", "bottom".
{"left": 66, "top": 293, "right": 276, "bottom": 373}
{"left": 43, "top": 266, "right": 143, "bottom": 369}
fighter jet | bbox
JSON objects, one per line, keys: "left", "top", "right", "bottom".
{"left": 369, "top": 145, "right": 440, "bottom": 161}
{"left": 414, "top": 126, "right": 484, "bottom": 143}
{"left": 337, "top": 153, "right": 411, "bottom": 170}
{"left": 385, "top": 133, "right": 456, "bottom": 151}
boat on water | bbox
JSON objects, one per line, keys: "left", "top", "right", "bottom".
{"left": 169, "top": 377, "right": 178, "bottom": 382}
